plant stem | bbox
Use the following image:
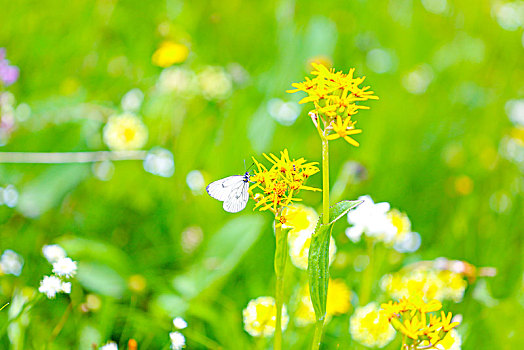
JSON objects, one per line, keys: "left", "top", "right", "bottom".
{"left": 321, "top": 136, "right": 330, "bottom": 225}
{"left": 274, "top": 223, "right": 288, "bottom": 350}
{"left": 311, "top": 320, "right": 324, "bottom": 350}
{"left": 309, "top": 135, "right": 330, "bottom": 350}
{"left": 359, "top": 238, "right": 375, "bottom": 305}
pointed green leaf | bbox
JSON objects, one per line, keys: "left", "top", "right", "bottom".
{"left": 307, "top": 200, "right": 362, "bottom": 321}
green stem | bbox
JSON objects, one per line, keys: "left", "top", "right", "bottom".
{"left": 321, "top": 136, "right": 330, "bottom": 225}
{"left": 274, "top": 223, "right": 288, "bottom": 350}
{"left": 359, "top": 238, "right": 375, "bottom": 305}
{"left": 311, "top": 320, "right": 324, "bottom": 350}
{"left": 309, "top": 135, "right": 330, "bottom": 350}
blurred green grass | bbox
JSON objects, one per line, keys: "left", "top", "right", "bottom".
{"left": 0, "top": 0, "right": 523, "bottom": 349}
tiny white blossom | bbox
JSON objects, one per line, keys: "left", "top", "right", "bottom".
{"left": 0, "top": 249, "right": 24, "bottom": 276}
{"left": 100, "top": 341, "right": 118, "bottom": 350}
{"left": 52, "top": 257, "right": 77, "bottom": 278}
{"left": 169, "top": 331, "right": 186, "bottom": 350}
{"left": 42, "top": 244, "right": 67, "bottom": 264}
{"left": 173, "top": 316, "right": 188, "bottom": 329}
{"left": 39, "top": 275, "right": 70, "bottom": 299}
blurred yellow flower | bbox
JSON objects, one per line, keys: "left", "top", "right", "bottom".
{"left": 281, "top": 204, "right": 318, "bottom": 234}
{"left": 289, "top": 230, "right": 336, "bottom": 270}
{"left": 197, "top": 66, "right": 233, "bottom": 101}
{"left": 152, "top": 41, "right": 189, "bottom": 68}
{"left": 420, "top": 328, "right": 462, "bottom": 350}
{"left": 295, "top": 279, "right": 352, "bottom": 326}
{"left": 103, "top": 113, "right": 148, "bottom": 151}
{"left": 242, "top": 296, "right": 289, "bottom": 337}
{"left": 381, "top": 266, "right": 467, "bottom": 303}
{"left": 349, "top": 302, "right": 396, "bottom": 348}
{"left": 250, "top": 149, "right": 320, "bottom": 216}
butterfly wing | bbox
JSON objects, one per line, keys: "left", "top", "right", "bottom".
{"left": 206, "top": 175, "right": 244, "bottom": 201}
{"left": 222, "top": 180, "right": 250, "bottom": 213}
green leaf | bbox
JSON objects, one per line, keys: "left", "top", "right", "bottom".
{"left": 172, "top": 215, "right": 265, "bottom": 299}
{"left": 76, "top": 262, "right": 127, "bottom": 298}
{"left": 307, "top": 200, "right": 362, "bottom": 321}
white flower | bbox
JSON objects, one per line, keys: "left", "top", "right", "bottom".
{"left": 38, "top": 275, "right": 71, "bottom": 299}
{"left": 173, "top": 317, "right": 188, "bottom": 329}
{"left": 169, "top": 331, "right": 186, "bottom": 350}
{"left": 143, "top": 147, "right": 175, "bottom": 178}
{"left": 0, "top": 249, "right": 24, "bottom": 276}
{"left": 42, "top": 244, "right": 67, "bottom": 264}
{"left": 103, "top": 113, "right": 148, "bottom": 151}
{"left": 346, "top": 195, "right": 396, "bottom": 243}
{"left": 100, "top": 341, "right": 118, "bottom": 350}
{"left": 52, "top": 257, "right": 77, "bottom": 278}
{"left": 197, "top": 66, "right": 233, "bottom": 101}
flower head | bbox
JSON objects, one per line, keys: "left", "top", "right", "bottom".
{"left": 169, "top": 331, "right": 186, "bottom": 350}
{"left": 287, "top": 63, "right": 378, "bottom": 146}
{"left": 346, "top": 195, "right": 396, "bottom": 243}
{"left": 0, "top": 249, "right": 24, "bottom": 276}
{"left": 152, "top": 41, "right": 189, "bottom": 68}
{"left": 52, "top": 257, "right": 77, "bottom": 278}
{"left": 349, "top": 302, "right": 396, "bottom": 348}
{"left": 173, "top": 317, "right": 188, "bottom": 330}
{"left": 242, "top": 296, "right": 289, "bottom": 337}
{"left": 99, "top": 342, "right": 118, "bottom": 350}
{"left": 103, "top": 113, "right": 148, "bottom": 151}
{"left": 250, "top": 149, "right": 320, "bottom": 216}
{"left": 42, "top": 244, "right": 67, "bottom": 264}
{"left": 0, "top": 48, "right": 19, "bottom": 86}
{"left": 38, "top": 275, "right": 71, "bottom": 299}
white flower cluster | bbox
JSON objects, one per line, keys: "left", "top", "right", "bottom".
{"left": 169, "top": 316, "right": 187, "bottom": 350}
{"left": 345, "top": 195, "right": 421, "bottom": 252}
{"left": 0, "top": 249, "right": 24, "bottom": 276}
{"left": 39, "top": 244, "right": 77, "bottom": 299}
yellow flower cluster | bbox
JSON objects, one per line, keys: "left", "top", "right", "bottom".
{"left": 381, "top": 266, "right": 468, "bottom": 303}
{"left": 250, "top": 150, "right": 320, "bottom": 217}
{"left": 349, "top": 302, "right": 396, "bottom": 348}
{"left": 287, "top": 63, "right": 378, "bottom": 146}
{"left": 242, "top": 296, "right": 289, "bottom": 337}
{"left": 381, "top": 297, "right": 460, "bottom": 349}
{"left": 295, "top": 278, "right": 352, "bottom": 326}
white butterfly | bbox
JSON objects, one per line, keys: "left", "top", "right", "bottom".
{"left": 206, "top": 171, "right": 251, "bottom": 213}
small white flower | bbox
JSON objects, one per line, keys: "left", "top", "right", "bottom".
{"left": 42, "top": 244, "right": 67, "bottom": 264}
{"left": 169, "top": 331, "right": 186, "bottom": 350}
{"left": 346, "top": 195, "right": 397, "bottom": 243}
{"left": 52, "top": 257, "right": 77, "bottom": 278}
{"left": 143, "top": 147, "right": 175, "bottom": 178}
{"left": 39, "top": 275, "right": 70, "bottom": 299}
{"left": 173, "top": 317, "right": 188, "bottom": 329}
{"left": 0, "top": 249, "right": 24, "bottom": 276}
{"left": 100, "top": 341, "right": 118, "bottom": 350}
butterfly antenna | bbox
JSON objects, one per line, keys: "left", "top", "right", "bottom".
{"left": 247, "top": 162, "right": 255, "bottom": 172}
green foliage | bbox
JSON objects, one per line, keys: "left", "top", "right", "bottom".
{"left": 308, "top": 200, "right": 361, "bottom": 321}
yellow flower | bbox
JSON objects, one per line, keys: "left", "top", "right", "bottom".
{"left": 103, "top": 113, "right": 148, "bottom": 151}
{"left": 242, "top": 296, "right": 289, "bottom": 337}
{"left": 250, "top": 149, "right": 320, "bottom": 215}
{"left": 325, "top": 116, "right": 362, "bottom": 146}
{"left": 152, "top": 41, "right": 189, "bottom": 68}
{"left": 350, "top": 302, "right": 396, "bottom": 348}
{"left": 287, "top": 63, "right": 378, "bottom": 146}
{"left": 295, "top": 279, "right": 352, "bottom": 326}
{"left": 420, "top": 329, "right": 462, "bottom": 350}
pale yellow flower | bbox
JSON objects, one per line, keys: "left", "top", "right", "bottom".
{"left": 243, "top": 296, "right": 289, "bottom": 337}
{"left": 289, "top": 232, "right": 336, "bottom": 270}
{"left": 152, "top": 41, "right": 189, "bottom": 68}
{"left": 197, "top": 66, "right": 233, "bottom": 101}
{"left": 103, "top": 113, "right": 148, "bottom": 151}
{"left": 349, "top": 302, "right": 396, "bottom": 348}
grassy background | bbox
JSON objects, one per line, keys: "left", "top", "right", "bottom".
{"left": 0, "top": 0, "right": 523, "bottom": 349}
